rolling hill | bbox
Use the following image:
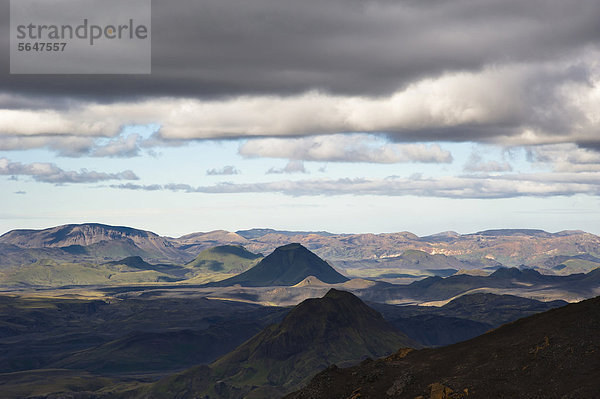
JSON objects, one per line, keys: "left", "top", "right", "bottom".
{"left": 356, "top": 266, "right": 600, "bottom": 304}
{"left": 330, "top": 249, "right": 502, "bottom": 281}
{"left": 0, "top": 255, "right": 188, "bottom": 286}
{"left": 185, "top": 245, "right": 262, "bottom": 273}
{"left": 0, "top": 258, "right": 180, "bottom": 286}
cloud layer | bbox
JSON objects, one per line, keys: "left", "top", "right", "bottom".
{"left": 1, "top": 0, "right": 600, "bottom": 206}
{"left": 1, "top": 58, "right": 599, "bottom": 150}
{"left": 105, "top": 142, "right": 600, "bottom": 200}
{"left": 2, "top": 0, "right": 600, "bottom": 98}
{"left": 110, "top": 170, "right": 600, "bottom": 199}
{"left": 464, "top": 153, "right": 513, "bottom": 173}
{"left": 240, "top": 135, "right": 453, "bottom": 163}
{"left": 0, "top": 0, "right": 599, "bottom": 150}
{"left": 0, "top": 158, "right": 138, "bottom": 184}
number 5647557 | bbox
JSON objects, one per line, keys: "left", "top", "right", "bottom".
{"left": 17, "top": 42, "right": 67, "bottom": 51}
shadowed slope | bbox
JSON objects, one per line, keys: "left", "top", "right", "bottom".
{"left": 371, "top": 293, "right": 567, "bottom": 347}
{"left": 147, "top": 289, "right": 415, "bottom": 398}
{"left": 286, "top": 296, "right": 599, "bottom": 399}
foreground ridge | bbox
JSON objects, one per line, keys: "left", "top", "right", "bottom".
{"left": 285, "top": 295, "right": 600, "bottom": 399}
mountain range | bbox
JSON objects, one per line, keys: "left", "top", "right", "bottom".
{"left": 2, "top": 231, "right": 598, "bottom": 310}
{"left": 2, "top": 224, "right": 600, "bottom": 274}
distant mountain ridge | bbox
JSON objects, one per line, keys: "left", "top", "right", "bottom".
{"left": 236, "top": 228, "right": 336, "bottom": 239}
{"left": 1, "top": 223, "right": 159, "bottom": 248}
{"left": 1, "top": 223, "right": 600, "bottom": 272}
{"left": 0, "top": 223, "right": 186, "bottom": 263}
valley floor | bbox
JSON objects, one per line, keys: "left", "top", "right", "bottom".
{"left": 0, "top": 281, "right": 585, "bottom": 398}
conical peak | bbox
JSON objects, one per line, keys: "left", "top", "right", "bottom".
{"left": 291, "top": 289, "right": 373, "bottom": 321}
{"left": 277, "top": 289, "right": 399, "bottom": 342}
{"left": 276, "top": 243, "right": 305, "bottom": 251}
{"left": 324, "top": 288, "right": 354, "bottom": 300}
{"left": 211, "top": 242, "right": 349, "bottom": 286}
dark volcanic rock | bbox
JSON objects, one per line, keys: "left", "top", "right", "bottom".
{"left": 148, "top": 289, "right": 415, "bottom": 398}
{"left": 285, "top": 295, "right": 600, "bottom": 399}
{"left": 210, "top": 243, "right": 348, "bottom": 286}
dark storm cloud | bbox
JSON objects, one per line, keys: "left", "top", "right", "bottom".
{"left": 1, "top": 0, "right": 600, "bottom": 153}
{"left": 1, "top": 0, "right": 600, "bottom": 99}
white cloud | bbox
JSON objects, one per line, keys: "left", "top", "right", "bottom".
{"left": 267, "top": 160, "right": 307, "bottom": 174}
{"left": 1, "top": 55, "right": 600, "bottom": 148}
{"left": 527, "top": 144, "right": 600, "bottom": 173}
{"left": 0, "top": 158, "right": 138, "bottom": 184}
{"left": 0, "top": 129, "right": 170, "bottom": 158}
{"left": 239, "top": 134, "right": 453, "bottom": 164}
{"left": 91, "top": 134, "right": 143, "bottom": 157}
{"left": 110, "top": 170, "right": 600, "bottom": 199}
{"left": 0, "top": 135, "right": 96, "bottom": 157}
{"left": 464, "top": 153, "right": 513, "bottom": 172}
{"left": 206, "top": 165, "right": 240, "bottom": 175}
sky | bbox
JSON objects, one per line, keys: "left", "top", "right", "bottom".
{"left": 1, "top": 0, "right": 600, "bottom": 237}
